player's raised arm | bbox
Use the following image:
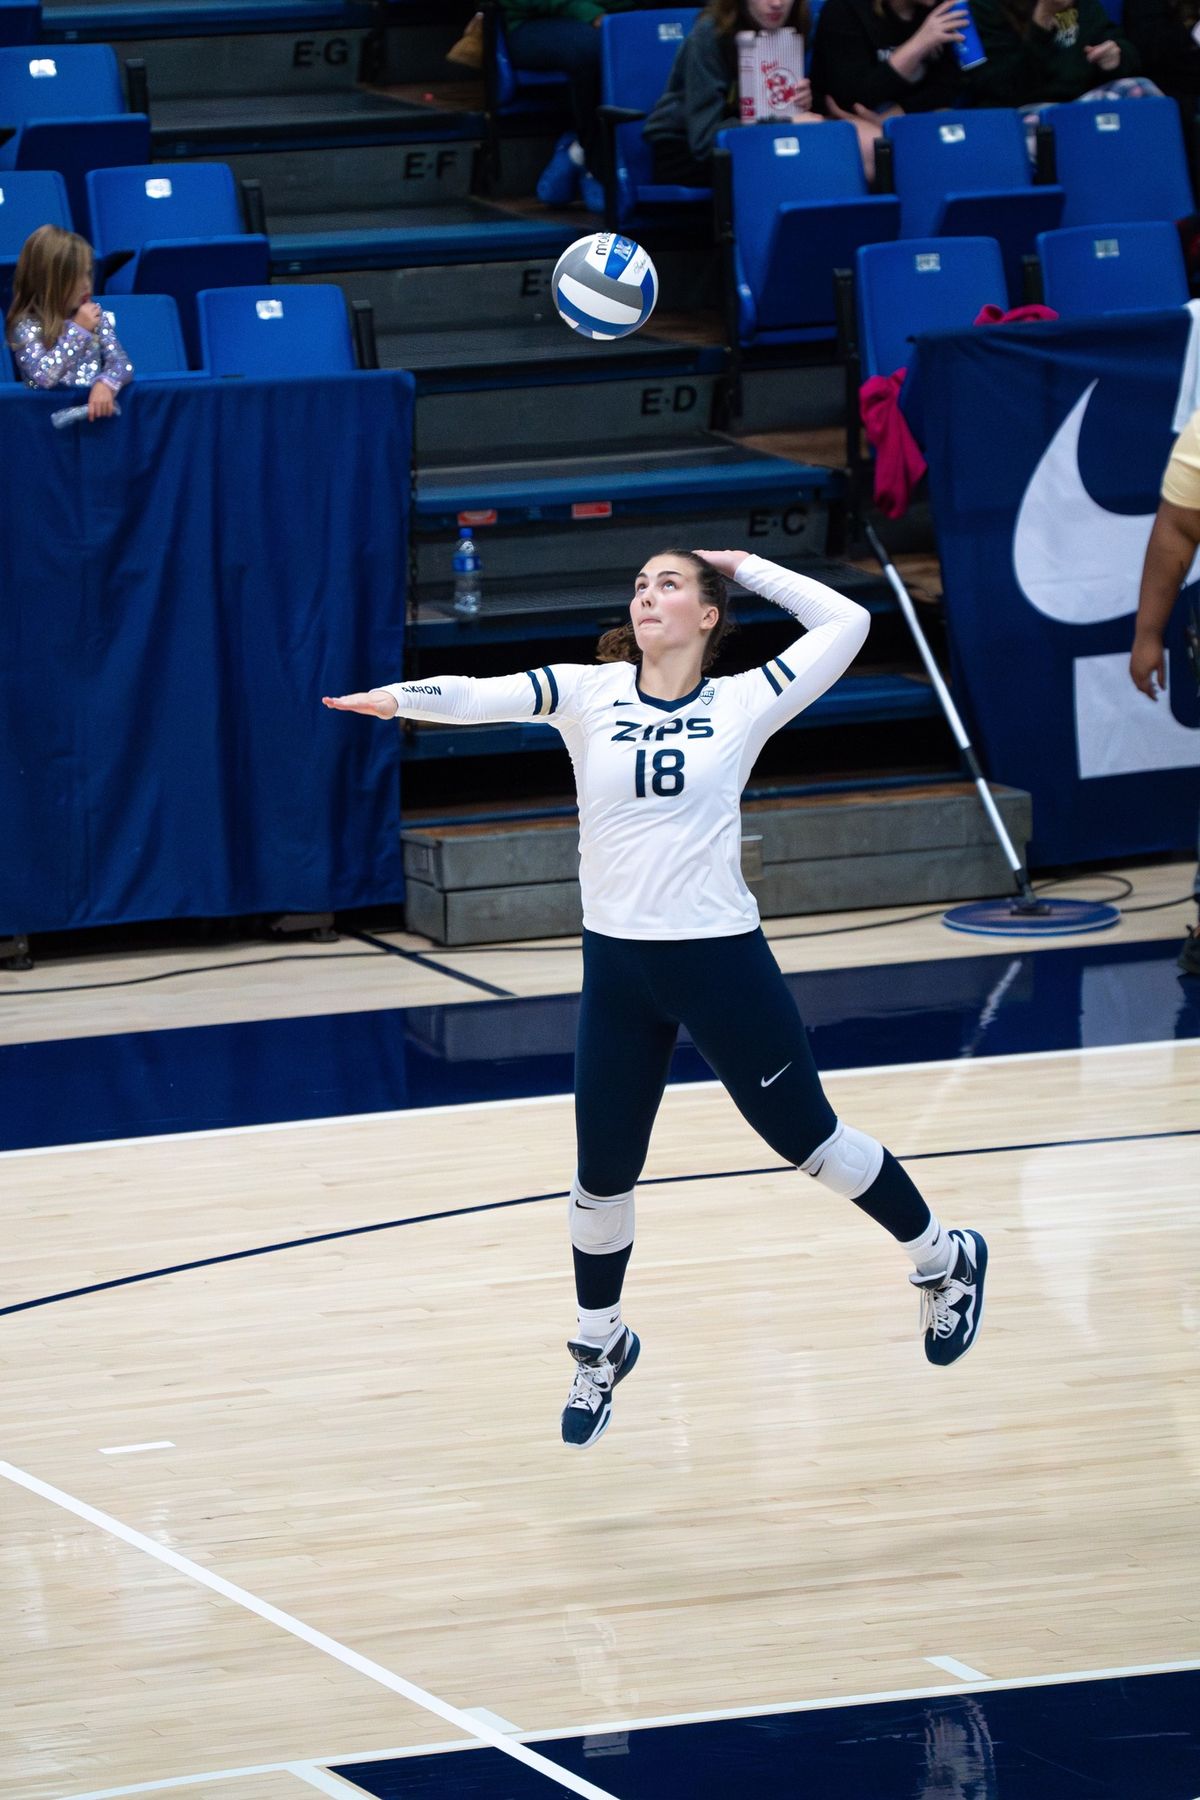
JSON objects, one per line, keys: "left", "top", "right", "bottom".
{"left": 323, "top": 666, "right": 577, "bottom": 726}
{"left": 704, "top": 551, "right": 871, "bottom": 739}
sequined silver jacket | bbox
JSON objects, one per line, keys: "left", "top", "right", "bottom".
{"left": 10, "top": 311, "right": 135, "bottom": 392}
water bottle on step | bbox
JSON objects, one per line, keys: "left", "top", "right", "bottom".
{"left": 453, "top": 533, "right": 483, "bottom": 616}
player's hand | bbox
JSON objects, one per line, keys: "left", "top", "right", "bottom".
{"left": 322, "top": 689, "right": 399, "bottom": 717}
{"left": 1129, "top": 631, "right": 1166, "bottom": 698}
{"left": 87, "top": 380, "right": 117, "bottom": 421}
{"left": 692, "top": 549, "right": 751, "bottom": 580}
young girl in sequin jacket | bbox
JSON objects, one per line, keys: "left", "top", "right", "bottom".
{"left": 6, "top": 225, "right": 133, "bottom": 420}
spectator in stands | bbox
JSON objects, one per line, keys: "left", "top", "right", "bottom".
{"left": 644, "top": 0, "right": 821, "bottom": 188}
{"left": 5, "top": 226, "right": 132, "bottom": 417}
{"left": 810, "top": 0, "right": 971, "bottom": 117}
{"left": 645, "top": 0, "right": 899, "bottom": 180}
{"left": 1124, "top": 0, "right": 1200, "bottom": 105}
{"left": 967, "top": 0, "right": 1145, "bottom": 106}
{"left": 499, "top": 0, "right": 632, "bottom": 209}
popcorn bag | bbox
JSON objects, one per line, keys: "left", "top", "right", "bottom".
{"left": 736, "top": 28, "right": 806, "bottom": 123}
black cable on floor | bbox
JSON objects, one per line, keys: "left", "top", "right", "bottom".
{"left": 0, "top": 950, "right": 386, "bottom": 998}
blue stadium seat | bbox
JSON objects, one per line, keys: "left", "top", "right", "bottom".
{"left": 100, "top": 292, "right": 191, "bottom": 372}
{"left": 1037, "top": 221, "right": 1189, "bottom": 317}
{"left": 717, "top": 120, "right": 899, "bottom": 345}
{"left": 487, "top": 4, "right": 570, "bottom": 112}
{"left": 0, "top": 332, "right": 13, "bottom": 380}
{"left": 0, "top": 47, "right": 150, "bottom": 232}
{"left": 855, "top": 236, "right": 1007, "bottom": 378}
{"left": 599, "top": 8, "right": 708, "bottom": 227}
{"left": 884, "top": 110, "right": 1064, "bottom": 304}
{"left": 1045, "top": 96, "right": 1194, "bottom": 228}
{"left": 196, "top": 283, "right": 355, "bottom": 375}
{"left": 0, "top": 0, "right": 40, "bottom": 46}
{"left": 87, "top": 163, "right": 269, "bottom": 363}
{"left": 0, "top": 168, "right": 71, "bottom": 304}
{"left": 0, "top": 43, "right": 122, "bottom": 114}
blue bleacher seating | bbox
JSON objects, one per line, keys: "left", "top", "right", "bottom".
{"left": 1045, "top": 96, "right": 1195, "bottom": 228}
{"left": 100, "top": 292, "right": 191, "bottom": 372}
{"left": 855, "top": 236, "right": 1008, "bottom": 378}
{"left": 0, "top": 47, "right": 150, "bottom": 233}
{"left": 0, "top": 168, "right": 71, "bottom": 303}
{"left": 487, "top": 4, "right": 571, "bottom": 113}
{"left": 0, "top": 0, "right": 39, "bottom": 46}
{"left": 0, "top": 43, "right": 121, "bottom": 118}
{"left": 599, "top": 8, "right": 708, "bottom": 228}
{"left": 1037, "top": 220, "right": 1189, "bottom": 317}
{"left": 717, "top": 120, "right": 899, "bottom": 344}
{"left": 196, "top": 283, "right": 355, "bottom": 376}
{"left": 0, "top": 332, "right": 13, "bottom": 379}
{"left": 884, "top": 110, "right": 1064, "bottom": 305}
{"left": 87, "top": 163, "right": 269, "bottom": 363}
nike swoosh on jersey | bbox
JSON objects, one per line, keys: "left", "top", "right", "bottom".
{"left": 760, "top": 1061, "right": 792, "bottom": 1088}
{"left": 612, "top": 700, "right": 634, "bottom": 706}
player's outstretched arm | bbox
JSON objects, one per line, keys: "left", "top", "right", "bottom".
{"left": 322, "top": 690, "right": 399, "bottom": 718}
{"left": 323, "top": 667, "right": 581, "bottom": 727}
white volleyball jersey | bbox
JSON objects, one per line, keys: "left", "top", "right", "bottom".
{"left": 384, "top": 556, "right": 870, "bottom": 941}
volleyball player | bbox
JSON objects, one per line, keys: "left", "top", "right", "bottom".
{"left": 325, "top": 551, "right": 988, "bottom": 1448}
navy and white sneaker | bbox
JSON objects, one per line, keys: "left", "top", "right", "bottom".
{"left": 561, "top": 1324, "right": 640, "bottom": 1447}
{"left": 537, "top": 132, "right": 583, "bottom": 207}
{"left": 911, "top": 1229, "right": 988, "bottom": 1366}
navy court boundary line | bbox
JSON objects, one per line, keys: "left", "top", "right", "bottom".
{"left": 1, "top": 1125, "right": 1194, "bottom": 1322}
{"left": 345, "top": 930, "right": 516, "bottom": 999}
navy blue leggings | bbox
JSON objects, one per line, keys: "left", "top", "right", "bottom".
{"left": 574, "top": 928, "right": 930, "bottom": 1242}
{"left": 507, "top": 18, "right": 604, "bottom": 172}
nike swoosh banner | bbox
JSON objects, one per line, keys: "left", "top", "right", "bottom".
{"left": 911, "top": 310, "right": 1200, "bottom": 864}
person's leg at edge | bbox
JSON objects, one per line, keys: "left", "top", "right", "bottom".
{"left": 667, "top": 930, "right": 987, "bottom": 1365}
{"left": 1182, "top": 812, "right": 1200, "bottom": 974}
{"left": 506, "top": 18, "right": 606, "bottom": 182}
{"left": 561, "top": 931, "right": 678, "bottom": 1445}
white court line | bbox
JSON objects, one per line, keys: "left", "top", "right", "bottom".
{"left": 0, "top": 1459, "right": 620, "bottom": 1800}
{"left": 100, "top": 1442, "right": 175, "bottom": 1456}
{"left": 285, "top": 1766, "right": 363, "bottom": 1798}
{"left": 925, "top": 1655, "right": 990, "bottom": 1682}
{"left": 0, "top": 1038, "right": 1193, "bottom": 1163}
{"left": 54, "top": 1656, "right": 1200, "bottom": 1799}
{"left": 464, "top": 1706, "right": 522, "bottom": 1734}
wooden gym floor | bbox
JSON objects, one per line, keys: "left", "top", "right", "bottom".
{"left": 1, "top": 864, "right": 1197, "bottom": 1800}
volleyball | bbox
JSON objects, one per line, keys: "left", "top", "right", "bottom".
{"left": 550, "top": 232, "right": 658, "bottom": 341}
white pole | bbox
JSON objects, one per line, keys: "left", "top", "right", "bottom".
{"left": 865, "top": 525, "right": 1041, "bottom": 905}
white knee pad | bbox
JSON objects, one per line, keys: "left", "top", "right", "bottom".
{"left": 568, "top": 1178, "right": 636, "bottom": 1254}
{"left": 800, "top": 1121, "right": 883, "bottom": 1202}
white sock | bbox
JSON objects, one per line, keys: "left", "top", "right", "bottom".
{"left": 901, "top": 1214, "right": 954, "bottom": 1280}
{"left": 575, "top": 1304, "right": 622, "bottom": 1348}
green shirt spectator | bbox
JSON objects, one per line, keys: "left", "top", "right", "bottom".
{"left": 967, "top": 0, "right": 1140, "bottom": 104}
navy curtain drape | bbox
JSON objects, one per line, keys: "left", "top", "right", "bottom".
{"left": 0, "top": 371, "right": 413, "bottom": 933}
